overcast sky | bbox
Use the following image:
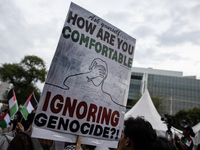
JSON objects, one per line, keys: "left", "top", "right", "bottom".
{"left": 1, "top": 0, "right": 200, "bottom": 89}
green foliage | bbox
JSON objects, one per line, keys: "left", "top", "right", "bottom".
{"left": 0, "top": 55, "right": 47, "bottom": 105}
{"left": 173, "top": 107, "right": 200, "bottom": 130}
{"left": 151, "top": 96, "right": 165, "bottom": 115}
{"left": 20, "top": 55, "right": 46, "bottom": 83}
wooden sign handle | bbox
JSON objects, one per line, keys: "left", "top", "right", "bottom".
{"left": 75, "top": 136, "right": 83, "bottom": 150}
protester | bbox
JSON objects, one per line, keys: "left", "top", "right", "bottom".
{"left": 118, "top": 116, "right": 157, "bottom": 150}
{"left": 12, "top": 111, "right": 31, "bottom": 132}
{"left": 7, "top": 132, "right": 55, "bottom": 150}
{"left": 7, "top": 107, "right": 55, "bottom": 150}
{"left": 152, "top": 137, "right": 176, "bottom": 150}
{"left": 174, "top": 125, "right": 195, "bottom": 150}
{"left": 0, "top": 111, "right": 32, "bottom": 150}
{"left": 0, "top": 110, "right": 30, "bottom": 150}
{"left": 0, "top": 122, "right": 25, "bottom": 150}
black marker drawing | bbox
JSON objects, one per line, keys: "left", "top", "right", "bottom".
{"left": 63, "top": 58, "right": 107, "bottom": 89}
{"left": 63, "top": 58, "right": 124, "bottom": 107}
{"left": 46, "top": 58, "right": 124, "bottom": 107}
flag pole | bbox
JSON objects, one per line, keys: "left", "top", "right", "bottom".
{"left": 20, "top": 116, "right": 23, "bottom": 123}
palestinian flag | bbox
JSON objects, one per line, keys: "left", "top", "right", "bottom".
{"left": 0, "top": 109, "right": 11, "bottom": 129}
{"left": 8, "top": 88, "right": 19, "bottom": 120}
{"left": 21, "top": 92, "right": 38, "bottom": 120}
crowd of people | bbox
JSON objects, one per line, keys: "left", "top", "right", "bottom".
{"left": 118, "top": 117, "right": 195, "bottom": 150}
{"left": 0, "top": 107, "right": 36, "bottom": 150}
{"left": 0, "top": 108, "right": 197, "bottom": 150}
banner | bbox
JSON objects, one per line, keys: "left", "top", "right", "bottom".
{"left": 32, "top": 2, "right": 136, "bottom": 146}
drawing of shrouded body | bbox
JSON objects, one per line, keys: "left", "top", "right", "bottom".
{"left": 63, "top": 58, "right": 115, "bottom": 106}
{"left": 64, "top": 58, "right": 107, "bottom": 89}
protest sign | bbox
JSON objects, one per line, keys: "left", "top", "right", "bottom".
{"left": 32, "top": 2, "right": 136, "bottom": 146}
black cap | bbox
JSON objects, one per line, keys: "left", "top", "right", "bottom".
{"left": 183, "top": 125, "right": 192, "bottom": 131}
{"left": 183, "top": 125, "right": 195, "bottom": 137}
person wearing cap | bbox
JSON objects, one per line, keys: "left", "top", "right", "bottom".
{"left": 174, "top": 125, "right": 195, "bottom": 150}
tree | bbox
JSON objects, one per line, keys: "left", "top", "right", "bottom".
{"left": 173, "top": 107, "right": 200, "bottom": 130}
{"left": 151, "top": 96, "right": 165, "bottom": 116}
{"left": 0, "top": 55, "right": 47, "bottom": 105}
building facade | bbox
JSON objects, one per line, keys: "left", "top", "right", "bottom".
{"left": 127, "top": 67, "right": 200, "bottom": 115}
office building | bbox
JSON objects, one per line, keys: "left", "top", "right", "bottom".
{"left": 127, "top": 67, "right": 200, "bottom": 115}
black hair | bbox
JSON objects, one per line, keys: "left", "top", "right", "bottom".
{"left": 123, "top": 117, "right": 157, "bottom": 150}
{"left": 152, "top": 137, "right": 176, "bottom": 150}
